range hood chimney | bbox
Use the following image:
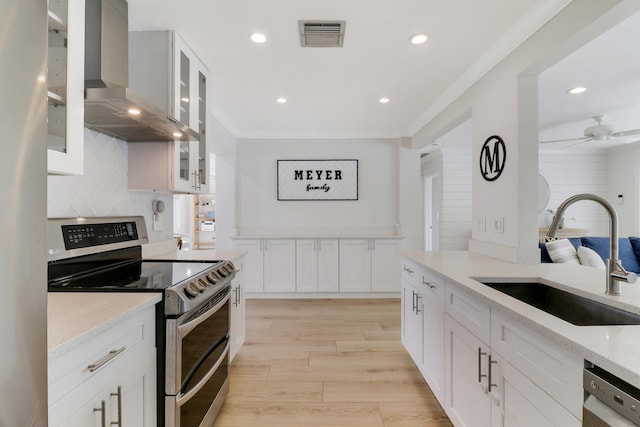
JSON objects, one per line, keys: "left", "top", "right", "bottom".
{"left": 83, "top": 0, "right": 198, "bottom": 142}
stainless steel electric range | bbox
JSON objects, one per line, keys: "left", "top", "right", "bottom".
{"left": 47, "top": 216, "right": 234, "bottom": 427}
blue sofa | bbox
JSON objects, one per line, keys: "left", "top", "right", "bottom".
{"left": 540, "top": 236, "right": 640, "bottom": 274}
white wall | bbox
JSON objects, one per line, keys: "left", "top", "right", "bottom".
{"left": 440, "top": 147, "right": 473, "bottom": 249}
{"left": 420, "top": 121, "right": 473, "bottom": 251}
{"left": 48, "top": 129, "right": 174, "bottom": 242}
{"left": 539, "top": 150, "right": 608, "bottom": 235}
{"left": 607, "top": 141, "right": 640, "bottom": 237}
{"left": 211, "top": 115, "right": 238, "bottom": 249}
{"left": 236, "top": 138, "right": 401, "bottom": 236}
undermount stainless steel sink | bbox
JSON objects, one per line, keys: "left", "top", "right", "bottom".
{"left": 479, "top": 281, "right": 640, "bottom": 326}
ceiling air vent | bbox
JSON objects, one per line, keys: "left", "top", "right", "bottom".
{"left": 299, "top": 20, "right": 346, "bottom": 47}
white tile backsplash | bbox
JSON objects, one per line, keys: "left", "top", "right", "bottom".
{"left": 47, "top": 129, "right": 174, "bottom": 242}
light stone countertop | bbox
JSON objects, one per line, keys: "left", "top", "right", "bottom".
{"left": 48, "top": 292, "right": 161, "bottom": 361}
{"left": 232, "top": 234, "right": 404, "bottom": 239}
{"left": 144, "top": 249, "right": 247, "bottom": 262}
{"left": 403, "top": 250, "right": 640, "bottom": 389}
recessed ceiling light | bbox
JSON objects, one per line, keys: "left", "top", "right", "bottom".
{"left": 567, "top": 86, "right": 587, "bottom": 94}
{"left": 173, "top": 132, "right": 183, "bottom": 138}
{"left": 379, "top": 97, "right": 390, "bottom": 104}
{"left": 409, "top": 33, "right": 428, "bottom": 45}
{"left": 128, "top": 108, "right": 141, "bottom": 115}
{"left": 180, "top": 97, "right": 189, "bottom": 103}
{"left": 250, "top": 33, "right": 267, "bottom": 43}
{"left": 276, "top": 97, "right": 287, "bottom": 104}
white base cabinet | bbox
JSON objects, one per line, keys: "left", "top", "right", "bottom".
{"left": 48, "top": 306, "right": 156, "bottom": 427}
{"left": 296, "top": 239, "right": 339, "bottom": 292}
{"left": 444, "top": 314, "right": 492, "bottom": 427}
{"left": 230, "top": 255, "right": 246, "bottom": 361}
{"left": 401, "top": 257, "right": 582, "bottom": 427}
{"left": 233, "top": 239, "right": 296, "bottom": 293}
{"left": 443, "top": 283, "right": 581, "bottom": 427}
{"left": 339, "top": 239, "right": 400, "bottom": 292}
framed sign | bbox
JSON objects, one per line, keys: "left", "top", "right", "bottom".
{"left": 277, "top": 159, "right": 358, "bottom": 201}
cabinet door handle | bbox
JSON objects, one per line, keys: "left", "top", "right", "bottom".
{"left": 412, "top": 290, "right": 417, "bottom": 313}
{"left": 192, "top": 170, "right": 199, "bottom": 190}
{"left": 487, "top": 355, "right": 498, "bottom": 392}
{"left": 415, "top": 294, "right": 422, "bottom": 314}
{"left": 110, "top": 386, "right": 122, "bottom": 426}
{"left": 478, "top": 347, "right": 488, "bottom": 383}
{"left": 88, "top": 347, "right": 126, "bottom": 372}
{"left": 94, "top": 400, "right": 106, "bottom": 427}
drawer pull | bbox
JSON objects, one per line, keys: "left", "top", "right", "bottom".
{"left": 88, "top": 347, "right": 126, "bottom": 372}
{"left": 422, "top": 278, "right": 436, "bottom": 289}
{"left": 404, "top": 265, "right": 414, "bottom": 274}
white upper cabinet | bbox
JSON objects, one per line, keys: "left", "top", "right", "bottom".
{"left": 47, "top": 0, "right": 85, "bottom": 175}
{"left": 128, "top": 31, "right": 212, "bottom": 193}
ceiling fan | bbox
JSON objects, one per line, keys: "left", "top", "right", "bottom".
{"left": 539, "top": 115, "right": 640, "bottom": 145}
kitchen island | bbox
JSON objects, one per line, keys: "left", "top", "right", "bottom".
{"left": 403, "top": 250, "right": 640, "bottom": 426}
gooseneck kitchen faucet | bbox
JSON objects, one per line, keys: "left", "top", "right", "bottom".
{"left": 546, "top": 193, "right": 637, "bottom": 295}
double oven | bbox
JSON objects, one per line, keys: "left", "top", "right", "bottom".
{"left": 47, "top": 216, "right": 234, "bottom": 427}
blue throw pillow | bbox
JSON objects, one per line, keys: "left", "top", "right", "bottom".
{"left": 580, "top": 237, "right": 640, "bottom": 273}
{"left": 628, "top": 237, "right": 640, "bottom": 267}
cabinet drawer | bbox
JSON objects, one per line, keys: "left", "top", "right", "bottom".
{"left": 491, "top": 309, "right": 582, "bottom": 419}
{"left": 401, "top": 258, "right": 419, "bottom": 287}
{"left": 48, "top": 307, "right": 155, "bottom": 405}
{"left": 445, "top": 282, "right": 490, "bottom": 345}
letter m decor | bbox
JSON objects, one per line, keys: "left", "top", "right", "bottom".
{"left": 479, "top": 135, "right": 506, "bottom": 182}
{"left": 277, "top": 159, "right": 358, "bottom": 201}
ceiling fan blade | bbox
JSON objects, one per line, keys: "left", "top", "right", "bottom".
{"left": 612, "top": 128, "right": 640, "bottom": 138}
{"left": 539, "top": 136, "right": 587, "bottom": 144}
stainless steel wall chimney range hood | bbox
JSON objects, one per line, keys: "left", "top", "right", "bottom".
{"left": 83, "top": 0, "right": 198, "bottom": 142}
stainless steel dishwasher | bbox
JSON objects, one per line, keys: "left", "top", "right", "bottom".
{"left": 584, "top": 363, "right": 640, "bottom": 426}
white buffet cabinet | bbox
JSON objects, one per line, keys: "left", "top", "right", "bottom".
{"left": 48, "top": 293, "right": 161, "bottom": 427}
{"left": 399, "top": 250, "right": 640, "bottom": 427}
{"left": 233, "top": 236, "right": 402, "bottom": 296}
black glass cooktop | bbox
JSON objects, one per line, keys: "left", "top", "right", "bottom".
{"left": 48, "top": 246, "right": 217, "bottom": 292}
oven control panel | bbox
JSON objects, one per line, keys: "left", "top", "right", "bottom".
{"left": 62, "top": 221, "right": 139, "bottom": 250}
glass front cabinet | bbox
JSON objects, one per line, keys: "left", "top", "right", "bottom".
{"left": 47, "top": 0, "right": 85, "bottom": 175}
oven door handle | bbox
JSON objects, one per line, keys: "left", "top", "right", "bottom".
{"left": 180, "top": 333, "right": 228, "bottom": 393}
{"left": 175, "top": 341, "right": 230, "bottom": 407}
{"left": 178, "top": 290, "right": 230, "bottom": 338}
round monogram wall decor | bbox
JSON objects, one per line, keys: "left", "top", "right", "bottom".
{"left": 479, "top": 135, "right": 506, "bottom": 182}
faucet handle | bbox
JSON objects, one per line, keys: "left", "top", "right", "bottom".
{"left": 610, "top": 260, "right": 638, "bottom": 284}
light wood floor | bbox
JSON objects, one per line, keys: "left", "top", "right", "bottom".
{"left": 213, "top": 298, "right": 452, "bottom": 427}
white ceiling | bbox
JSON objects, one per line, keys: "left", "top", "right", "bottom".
{"left": 538, "top": 10, "right": 640, "bottom": 152}
{"left": 128, "top": 0, "right": 571, "bottom": 139}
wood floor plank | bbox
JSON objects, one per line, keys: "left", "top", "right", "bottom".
{"left": 214, "top": 402, "right": 385, "bottom": 427}
{"left": 213, "top": 298, "right": 451, "bottom": 427}
{"left": 228, "top": 379, "right": 323, "bottom": 402}
{"left": 267, "top": 365, "right": 425, "bottom": 383}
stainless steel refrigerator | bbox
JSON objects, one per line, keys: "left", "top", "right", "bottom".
{"left": 0, "top": 0, "right": 48, "bottom": 426}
